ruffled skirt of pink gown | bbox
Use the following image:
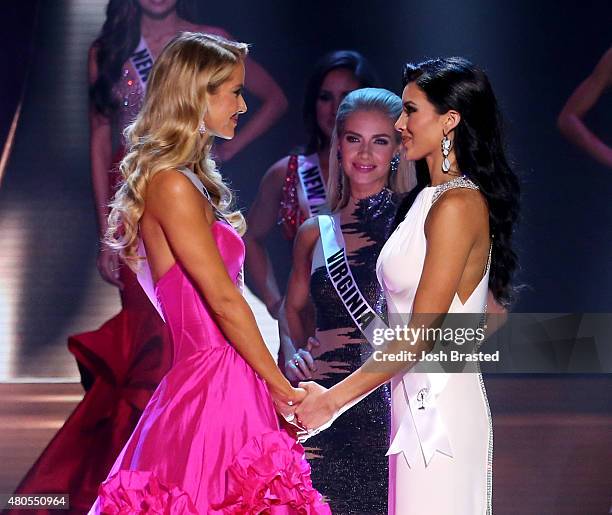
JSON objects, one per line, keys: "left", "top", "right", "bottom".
{"left": 89, "top": 222, "right": 330, "bottom": 514}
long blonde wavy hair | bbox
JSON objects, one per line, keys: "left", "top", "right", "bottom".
{"left": 327, "top": 88, "right": 417, "bottom": 212}
{"left": 105, "top": 32, "right": 248, "bottom": 270}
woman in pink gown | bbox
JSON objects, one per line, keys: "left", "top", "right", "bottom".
{"left": 88, "top": 32, "right": 330, "bottom": 514}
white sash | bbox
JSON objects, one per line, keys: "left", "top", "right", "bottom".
{"left": 136, "top": 239, "right": 165, "bottom": 322}
{"left": 129, "top": 37, "right": 155, "bottom": 91}
{"left": 176, "top": 168, "right": 245, "bottom": 294}
{"left": 386, "top": 372, "right": 453, "bottom": 467}
{"left": 297, "top": 154, "right": 330, "bottom": 218}
{"left": 318, "top": 213, "right": 453, "bottom": 467}
{"left": 318, "top": 214, "right": 387, "bottom": 346}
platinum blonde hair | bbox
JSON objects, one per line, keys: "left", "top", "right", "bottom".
{"left": 327, "top": 87, "right": 417, "bottom": 212}
{"left": 105, "top": 32, "right": 248, "bottom": 269}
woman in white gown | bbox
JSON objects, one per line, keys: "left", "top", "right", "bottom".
{"left": 295, "top": 57, "right": 520, "bottom": 514}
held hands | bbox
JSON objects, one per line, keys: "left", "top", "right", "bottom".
{"left": 285, "top": 337, "right": 320, "bottom": 382}
{"left": 270, "top": 385, "right": 306, "bottom": 423}
{"left": 270, "top": 385, "right": 308, "bottom": 440}
{"left": 270, "top": 381, "right": 340, "bottom": 442}
{"left": 294, "top": 382, "right": 339, "bottom": 441}
{"left": 97, "top": 246, "right": 123, "bottom": 289}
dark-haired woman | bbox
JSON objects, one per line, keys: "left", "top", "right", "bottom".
{"left": 244, "top": 50, "right": 378, "bottom": 378}
{"left": 9, "top": 2, "right": 287, "bottom": 512}
{"left": 296, "top": 57, "right": 520, "bottom": 514}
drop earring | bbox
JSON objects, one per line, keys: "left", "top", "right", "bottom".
{"left": 441, "top": 132, "right": 452, "bottom": 173}
{"left": 198, "top": 121, "right": 206, "bottom": 135}
{"left": 390, "top": 153, "right": 400, "bottom": 174}
{"left": 337, "top": 161, "right": 344, "bottom": 200}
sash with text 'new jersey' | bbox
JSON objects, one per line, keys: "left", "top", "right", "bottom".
{"left": 297, "top": 154, "right": 330, "bottom": 218}
{"left": 130, "top": 37, "right": 155, "bottom": 91}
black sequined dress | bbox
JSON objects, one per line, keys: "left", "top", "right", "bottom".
{"left": 306, "top": 188, "right": 403, "bottom": 515}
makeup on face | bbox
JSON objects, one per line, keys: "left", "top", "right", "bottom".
{"left": 339, "top": 110, "right": 397, "bottom": 194}
{"left": 396, "top": 82, "right": 444, "bottom": 161}
{"left": 204, "top": 63, "right": 247, "bottom": 139}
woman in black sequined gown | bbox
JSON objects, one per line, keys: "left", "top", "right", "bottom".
{"left": 285, "top": 88, "right": 417, "bottom": 514}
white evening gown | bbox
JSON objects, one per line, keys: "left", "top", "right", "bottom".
{"left": 376, "top": 177, "right": 493, "bottom": 515}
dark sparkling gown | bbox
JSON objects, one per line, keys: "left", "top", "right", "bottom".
{"left": 306, "top": 188, "right": 404, "bottom": 515}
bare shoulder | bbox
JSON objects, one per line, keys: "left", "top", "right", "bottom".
{"left": 434, "top": 187, "right": 487, "bottom": 212}
{"left": 265, "top": 155, "right": 292, "bottom": 183}
{"left": 294, "top": 217, "right": 320, "bottom": 252}
{"left": 428, "top": 187, "right": 488, "bottom": 232}
{"left": 148, "top": 169, "right": 193, "bottom": 196}
{"left": 147, "top": 169, "right": 211, "bottom": 217}
{"left": 254, "top": 155, "right": 291, "bottom": 195}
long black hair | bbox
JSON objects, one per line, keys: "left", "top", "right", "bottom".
{"left": 402, "top": 57, "right": 520, "bottom": 307}
{"left": 302, "top": 50, "right": 379, "bottom": 154}
{"left": 90, "top": 0, "right": 196, "bottom": 116}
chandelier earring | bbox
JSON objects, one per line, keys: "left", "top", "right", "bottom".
{"left": 441, "top": 131, "right": 452, "bottom": 173}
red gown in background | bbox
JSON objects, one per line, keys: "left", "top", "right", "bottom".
{"left": 8, "top": 60, "right": 172, "bottom": 514}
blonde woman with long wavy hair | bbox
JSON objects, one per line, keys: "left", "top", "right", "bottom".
{"left": 88, "top": 32, "right": 330, "bottom": 514}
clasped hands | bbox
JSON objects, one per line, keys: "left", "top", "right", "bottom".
{"left": 272, "top": 381, "right": 340, "bottom": 443}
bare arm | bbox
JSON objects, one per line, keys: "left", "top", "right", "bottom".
{"left": 88, "top": 45, "right": 112, "bottom": 237}
{"left": 88, "top": 45, "right": 122, "bottom": 287}
{"left": 147, "top": 170, "right": 302, "bottom": 406}
{"left": 281, "top": 219, "right": 320, "bottom": 381}
{"left": 243, "top": 157, "right": 287, "bottom": 317}
{"left": 285, "top": 219, "right": 319, "bottom": 348}
{"left": 558, "top": 47, "right": 612, "bottom": 168}
{"left": 296, "top": 190, "right": 489, "bottom": 429}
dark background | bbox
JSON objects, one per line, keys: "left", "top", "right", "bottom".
{"left": 0, "top": 0, "right": 611, "bottom": 377}
{"left": 0, "top": 3, "right": 611, "bottom": 512}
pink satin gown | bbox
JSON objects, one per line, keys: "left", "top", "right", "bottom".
{"left": 89, "top": 171, "right": 330, "bottom": 514}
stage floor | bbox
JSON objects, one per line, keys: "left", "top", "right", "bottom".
{"left": 1, "top": 381, "right": 610, "bottom": 514}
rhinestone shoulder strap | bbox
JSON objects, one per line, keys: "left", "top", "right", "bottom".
{"left": 432, "top": 174, "right": 492, "bottom": 274}
{"left": 431, "top": 175, "right": 479, "bottom": 206}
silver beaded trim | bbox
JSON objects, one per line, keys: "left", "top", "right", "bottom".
{"left": 478, "top": 364, "right": 494, "bottom": 514}
{"left": 432, "top": 174, "right": 491, "bottom": 511}
{"left": 431, "top": 175, "right": 479, "bottom": 205}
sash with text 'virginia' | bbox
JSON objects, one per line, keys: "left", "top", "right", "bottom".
{"left": 318, "top": 213, "right": 452, "bottom": 467}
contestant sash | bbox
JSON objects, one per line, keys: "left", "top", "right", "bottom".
{"left": 386, "top": 372, "right": 453, "bottom": 467}
{"left": 318, "top": 214, "right": 386, "bottom": 347}
{"left": 136, "top": 239, "right": 165, "bottom": 322}
{"left": 130, "top": 37, "right": 155, "bottom": 91}
{"left": 297, "top": 154, "right": 330, "bottom": 217}
{"left": 319, "top": 214, "right": 453, "bottom": 467}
